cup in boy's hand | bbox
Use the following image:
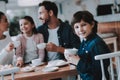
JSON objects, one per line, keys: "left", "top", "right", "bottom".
{"left": 37, "top": 43, "right": 46, "bottom": 49}
{"left": 12, "top": 41, "right": 20, "bottom": 48}
{"left": 64, "top": 48, "right": 78, "bottom": 60}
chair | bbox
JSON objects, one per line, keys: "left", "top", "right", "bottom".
{"left": 98, "top": 33, "right": 117, "bottom": 52}
{"left": 0, "top": 67, "right": 20, "bottom": 80}
{"left": 95, "top": 51, "right": 120, "bottom": 80}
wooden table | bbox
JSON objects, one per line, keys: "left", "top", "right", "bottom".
{"left": 4, "top": 64, "right": 78, "bottom": 80}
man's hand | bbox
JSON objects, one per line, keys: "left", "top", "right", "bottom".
{"left": 46, "top": 42, "right": 58, "bottom": 52}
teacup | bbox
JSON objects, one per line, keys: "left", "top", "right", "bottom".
{"left": 64, "top": 48, "right": 78, "bottom": 60}
{"left": 37, "top": 43, "right": 46, "bottom": 49}
{"left": 12, "top": 41, "right": 20, "bottom": 48}
{"left": 31, "top": 58, "right": 42, "bottom": 66}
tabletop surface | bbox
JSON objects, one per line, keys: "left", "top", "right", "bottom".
{"left": 4, "top": 62, "right": 78, "bottom": 80}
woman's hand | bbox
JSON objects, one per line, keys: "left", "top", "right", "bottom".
{"left": 68, "top": 55, "right": 80, "bottom": 65}
{"left": 5, "top": 42, "right": 14, "bottom": 52}
{"left": 16, "top": 60, "right": 24, "bottom": 67}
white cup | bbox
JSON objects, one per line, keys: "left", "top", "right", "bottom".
{"left": 37, "top": 43, "right": 46, "bottom": 49}
{"left": 31, "top": 58, "right": 42, "bottom": 66}
{"left": 12, "top": 41, "right": 20, "bottom": 48}
{"left": 64, "top": 48, "right": 78, "bottom": 60}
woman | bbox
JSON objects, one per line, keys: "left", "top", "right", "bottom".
{"left": 0, "top": 11, "right": 14, "bottom": 65}
{"left": 67, "top": 11, "right": 110, "bottom": 80}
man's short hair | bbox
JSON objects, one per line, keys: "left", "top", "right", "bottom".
{"left": 39, "top": 1, "right": 58, "bottom": 17}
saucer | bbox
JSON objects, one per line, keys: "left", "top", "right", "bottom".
{"left": 42, "top": 66, "right": 59, "bottom": 72}
{"left": 21, "top": 66, "right": 35, "bottom": 73}
{"left": 55, "top": 62, "right": 69, "bottom": 67}
{"left": 46, "top": 60, "right": 69, "bottom": 67}
{"left": 30, "top": 62, "right": 44, "bottom": 67}
{"left": 0, "top": 67, "right": 20, "bottom": 75}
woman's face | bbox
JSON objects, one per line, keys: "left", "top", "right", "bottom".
{"left": 74, "top": 20, "right": 94, "bottom": 39}
{"left": 0, "top": 15, "right": 9, "bottom": 32}
{"left": 19, "top": 19, "right": 34, "bottom": 34}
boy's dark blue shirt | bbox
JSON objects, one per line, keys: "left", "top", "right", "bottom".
{"left": 76, "top": 33, "right": 110, "bottom": 80}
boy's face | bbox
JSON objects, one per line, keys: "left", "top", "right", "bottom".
{"left": 74, "top": 20, "right": 94, "bottom": 39}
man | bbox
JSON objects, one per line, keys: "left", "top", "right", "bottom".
{"left": 37, "top": 1, "right": 80, "bottom": 62}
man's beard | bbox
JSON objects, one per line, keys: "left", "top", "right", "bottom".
{"left": 44, "top": 16, "right": 50, "bottom": 25}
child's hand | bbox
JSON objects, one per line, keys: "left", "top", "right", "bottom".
{"left": 16, "top": 60, "right": 24, "bottom": 67}
{"left": 5, "top": 42, "right": 14, "bottom": 52}
{"left": 68, "top": 55, "right": 80, "bottom": 65}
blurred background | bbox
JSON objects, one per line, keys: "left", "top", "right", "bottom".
{"left": 1, "top": 0, "right": 120, "bottom": 27}
{"left": 1, "top": 0, "right": 120, "bottom": 50}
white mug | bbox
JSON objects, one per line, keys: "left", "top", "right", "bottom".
{"left": 31, "top": 58, "right": 42, "bottom": 66}
{"left": 37, "top": 43, "right": 46, "bottom": 49}
{"left": 64, "top": 48, "right": 78, "bottom": 60}
{"left": 12, "top": 41, "right": 20, "bottom": 48}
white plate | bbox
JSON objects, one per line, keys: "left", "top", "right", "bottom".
{"left": 21, "top": 66, "right": 35, "bottom": 72}
{"left": 55, "top": 62, "right": 69, "bottom": 67}
{"left": 42, "top": 66, "right": 59, "bottom": 72}
{"left": 46, "top": 60, "right": 69, "bottom": 67}
{"left": 29, "top": 62, "right": 44, "bottom": 67}
{"left": 0, "top": 67, "right": 20, "bottom": 75}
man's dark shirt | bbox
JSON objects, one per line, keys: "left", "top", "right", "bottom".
{"left": 37, "top": 19, "right": 80, "bottom": 61}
